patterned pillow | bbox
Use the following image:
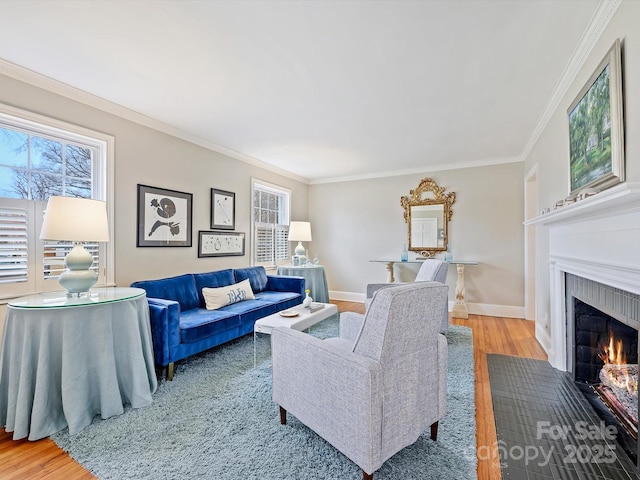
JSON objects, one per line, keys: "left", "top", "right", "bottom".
{"left": 202, "top": 279, "right": 255, "bottom": 310}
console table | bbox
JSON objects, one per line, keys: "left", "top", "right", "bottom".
{"left": 370, "top": 259, "right": 478, "bottom": 318}
{"left": 369, "top": 259, "right": 424, "bottom": 283}
{"left": 449, "top": 261, "right": 478, "bottom": 319}
{"left": 0, "top": 287, "right": 158, "bottom": 440}
{"left": 277, "top": 265, "right": 329, "bottom": 303}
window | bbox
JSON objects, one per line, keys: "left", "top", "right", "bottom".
{"left": 0, "top": 104, "right": 114, "bottom": 299}
{"left": 251, "top": 179, "right": 290, "bottom": 269}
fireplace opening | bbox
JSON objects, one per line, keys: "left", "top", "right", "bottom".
{"left": 573, "top": 298, "right": 638, "bottom": 463}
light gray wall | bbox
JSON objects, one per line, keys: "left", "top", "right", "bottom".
{"left": 309, "top": 162, "right": 525, "bottom": 314}
{"left": 0, "top": 73, "right": 310, "bottom": 290}
{"left": 523, "top": 1, "right": 640, "bottom": 340}
{"left": 0, "top": 53, "right": 532, "bottom": 322}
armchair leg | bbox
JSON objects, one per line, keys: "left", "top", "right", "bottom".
{"left": 167, "top": 362, "right": 175, "bottom": 381}
{"left": 363, "top": 470, "right": 373, "bottom": 480}
{"left": 430, "top": 421, "right": 439, "bottom": 441}
{"left": 279, "top": 406, "right": 287, "bottom": 425}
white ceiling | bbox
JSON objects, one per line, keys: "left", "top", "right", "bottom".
{"left": 0, "top": 0, "right": 604, "bottom": 183}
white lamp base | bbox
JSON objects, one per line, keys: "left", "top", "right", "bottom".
{"left": 59, "top": 243, "right": 97, "bottom": 296}
{"left": 294, "top": 241, "right": 306, "bottom": 256}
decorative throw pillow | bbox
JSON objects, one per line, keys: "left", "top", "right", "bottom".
{"left": 202, "top": 279, "right": 255, "bottom": 310}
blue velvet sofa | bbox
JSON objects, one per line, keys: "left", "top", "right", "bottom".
{"left": 131, "top": 266, "right": 304, "bottom": 379}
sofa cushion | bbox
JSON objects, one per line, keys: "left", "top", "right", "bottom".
{"left": 179, "top": 309, "right": 240, "bottom": 344}
{"left": 194, "top": 269, "right": 236, "bottom": 307}
{"left": 202, "top": 279, "right": 255, "bottom": 310}
{"left": 132, "top": 273, "right": 199, "bottom": 312}
{"left": 234, "top": 266, "right": 268, "bottom": 293}
{"left": 218, "top": 298, "right": 273, "bottom": 315}
{"left": 255, "top": 290, "right": 301, "bottom": 304}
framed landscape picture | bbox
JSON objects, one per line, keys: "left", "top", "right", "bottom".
{"left": 567, "top": 38, "right": 624, "bottom": 196}
{"left": 137, "top": 184, "right": 193, "bottom": 247}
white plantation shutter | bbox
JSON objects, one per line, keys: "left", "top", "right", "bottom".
{"left": 0, "top": 198, "right": 108, "bottom": 299}
{"left": 254, "top": 223, "right": 290, "bottom": 266}
{"left": 275, "top": 225, "right": 289, "bottom": 261}
{"left": 0, "top": 205, "right": 29, "bottom": 284}
{"left": 255, "top": 224, "right": 274, "bottom": 264}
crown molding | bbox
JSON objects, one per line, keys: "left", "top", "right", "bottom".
{"left": 520, "top": 0, "right": 622, "bottom": 161}
{"left": 0, "top": 58, "right": 310, "bottom": 185}
{"left": 309, "top": 156, "right": 523, "bottom": 185}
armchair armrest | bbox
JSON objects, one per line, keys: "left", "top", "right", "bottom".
{"left": 271, "top": 327, "right": 382, "bottom": 473}
{"left": 267, "top": 274, "right": 305, "bottom": 296}
{"left": 339, "top": 311, "right": 364, "bottom": 342}
{"left": 146, "top": 298, "right": 181, "bottom": 366}
{"left": 366, "top": 283, "right": 396, "bottom": 299}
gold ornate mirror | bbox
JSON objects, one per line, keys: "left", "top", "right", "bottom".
{"left": 400, "top": 178, "right": 455, "bottom": 258}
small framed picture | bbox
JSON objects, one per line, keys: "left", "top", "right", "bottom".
{"left": 210, "top": 188, "right": 235, "bottom": 230}
{"left": 137, "top": 184, "right": 192, "bottom": 247}
{"left": 198, "top": 230, "right": 245, "bottom": 257}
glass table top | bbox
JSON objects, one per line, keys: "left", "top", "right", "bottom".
{"left": 8, "top": 287, "right": 145, "bottom": 309}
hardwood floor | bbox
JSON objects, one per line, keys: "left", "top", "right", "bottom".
{"left": 452, "top": 314, "right": 547, "bottom": 480}
{"left": 0, "top": 300, "right": 547, "bottom": 480}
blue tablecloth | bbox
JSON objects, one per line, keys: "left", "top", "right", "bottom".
{"left": 277, "top": 265, "right": 329, "bottom": 303}
{"left": 0, "top": 289, "right": 157, "bottom": 440}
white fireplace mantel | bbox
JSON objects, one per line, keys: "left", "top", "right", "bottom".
{"left": 526, "top": 182, "right": 640, "bottom": 370}
{"left": 525, "top": 181, "right": 640, "bottom": 227}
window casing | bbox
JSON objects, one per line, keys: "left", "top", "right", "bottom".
{"left": 0, "top": 104, "right": 114, "bottom": 300}
{"left": 251, "top": 179, "right": 290, "bottom": 269}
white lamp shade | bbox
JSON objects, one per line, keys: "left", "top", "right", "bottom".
{"left": 40, "top": 196, "right": 110, "bottom": 242}
{"left": 288, "top": 221, "right": 312, "bottom": 242}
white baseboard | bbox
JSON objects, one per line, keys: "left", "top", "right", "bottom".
{"left": 535, "top": 322, "right": 552, "bottom": 355}
{"left": 329, "top": 291, "right": 366, "bottom": 303}
{"left": 464, "top": 302, "right": 525, "bottom": 319}
{"left": 329, "top": 290, "right": 525, "bottom": 319}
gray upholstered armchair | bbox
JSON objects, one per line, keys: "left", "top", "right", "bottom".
{"left": 366, "top": 259, "right": 450, "bottom": 333}
{"left": 271, "top": 282, "right": 448, "bottom": 480}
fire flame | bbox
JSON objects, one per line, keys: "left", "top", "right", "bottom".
{"left": 599, "top": 332, "right": 637, "bottom": 395}
{"left": 600, "top": 335, "right": 627, "bottom": 365}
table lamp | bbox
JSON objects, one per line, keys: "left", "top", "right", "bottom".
{"left": 288, "top": 221, "right": 312, "bottom": 265}
{"left": 40, "top": 196, "right": 110, "bottom": 296}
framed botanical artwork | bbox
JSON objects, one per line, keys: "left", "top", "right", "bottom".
{"left": 567, "top": 38, "right": 625, "bottom": 196}
{"left": 198, "top": 230, "right": 245, "bottom": 257}
{"left": 137, "top": 184, "right": 193, "bottom": 247}
{"left": 210, "top": 188, "right": 235, "bottom": 230}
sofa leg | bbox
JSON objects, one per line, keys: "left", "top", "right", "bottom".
{"left": 167, "top": 362, "right": 175, "bottom": 381}
{"left": 430, "top": 421, "right": 439, "bottom": 441}
{"left": 279, "top": 406, "right": 287, "bottom": 425}
{"left": 363, "top": 470, "right": 373, "bottom": 480}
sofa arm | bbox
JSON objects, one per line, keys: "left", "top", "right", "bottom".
{"left": 146, "top": 298, "right": 181, "bottom": 367}
{"left": 267, "top": 274, "right": 305, "bottom": 296}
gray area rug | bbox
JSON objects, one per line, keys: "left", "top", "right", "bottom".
{"left": 53, "top": 319, "right": 476, "bottom": 479}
